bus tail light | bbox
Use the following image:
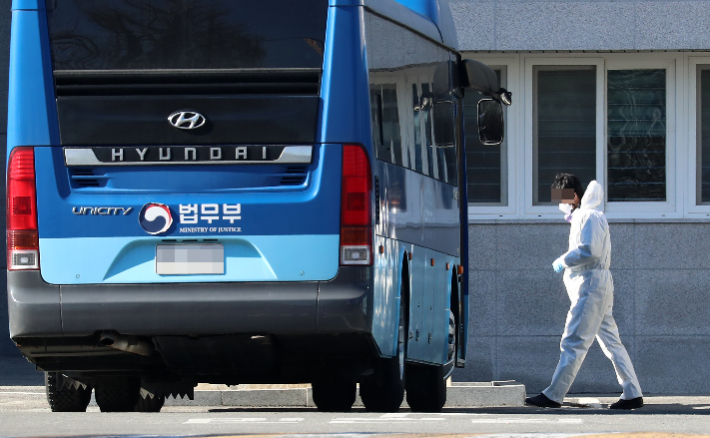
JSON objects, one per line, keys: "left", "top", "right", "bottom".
{"left": 7, "top": 147, "right": 39, "bottom": 270}
{"left": 340, "top": 144, "right": 372, "bottom": 266}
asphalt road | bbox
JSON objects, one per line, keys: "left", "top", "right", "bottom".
{"left": 1, "top": 390, "right": 710, "bottom": 437}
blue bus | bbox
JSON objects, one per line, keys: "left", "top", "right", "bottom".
{"left": 7, "top": 0, "right": 509, "bottom": 413}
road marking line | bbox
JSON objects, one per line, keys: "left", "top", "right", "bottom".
{"left": 381, "top": 413, "right": 410, "bottom": 417}
{"left": 330, "top": 417, "right": 448, "bottom": 424}
{"left": 471, "top": 418, "right": 583, "bottom": 424}
{"left": 185, "top": 418, "right": 267, "bottom": 424}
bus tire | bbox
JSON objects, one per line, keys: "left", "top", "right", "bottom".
{"left": 95, "top": 376, "right": 141, "bottom": 412}
{"left": 405, "top": 363, "right": 446, "bottom": 412}
{"left": 448, "top": 309, "right": 457, "bottom": 364}
{"left": 360, "top": 297, "right": 406, "bottom": 412}
{"left": 45, "top": 372, "right": 92, "bottom": 412}
{"left": 135, "top": 389, "right": 165, "bottom": 413}
{"left": 311, "top": 379, "right": 356, "bottom": 412}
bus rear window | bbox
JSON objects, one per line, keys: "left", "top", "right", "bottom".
{"left": 45, "top": 0, "right": 328, "bottom": 71}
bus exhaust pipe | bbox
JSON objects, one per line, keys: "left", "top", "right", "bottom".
{"left": 99, "top": 332, "right": 154, "bottom": 356}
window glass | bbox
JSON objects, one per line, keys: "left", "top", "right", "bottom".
{"left": 372, "top": 84, "right": 404, "bottom": 166}
{"left": 465, "top": 68, "right": 507, "bottom": 205}
{"left": 46, "top": 0, "right": 328, "bottom": 71}
{"left": 364, "top": 11, "right": 452, "bottom": 183}
{"left": 412, "top": 84, "right": 425, "bottom": 174}
{"left": 607, "top": 69, "right": 666, "bottom": 202}
{"left": 421, "top": 83, "right": 436, "bottom": 178}
{"left": 534, "top": 66, "right": 596, "bottom": 204}
{"left": 699, "top": 68, "right": 710, "bottom": 204}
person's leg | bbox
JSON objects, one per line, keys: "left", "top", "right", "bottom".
{"left": 542, "top": 278, "right": 609, "bottom": 404}
{"left": 596, "top": 306, "right": 643, "bottom": 400}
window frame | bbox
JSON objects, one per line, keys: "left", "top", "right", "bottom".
{"left": 604, "top": 59, "right": 678, "bottom": 218}
{"left": 462, "top": 55, "right": 518, "bottom": 220}
{"left": 523, "top": 57, "right": 605, "bottom": 218}
{"left": 686, "top": 56, "right": 710, "bottom": 217}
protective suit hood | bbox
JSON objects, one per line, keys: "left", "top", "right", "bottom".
{"left": 580, "top": 180, "right": 604, "bottom": 211}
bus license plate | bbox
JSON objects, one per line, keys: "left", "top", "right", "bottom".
{"left": 156, "top": 244, "right": 224, "bottom": 275}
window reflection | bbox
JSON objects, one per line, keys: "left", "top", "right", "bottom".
{"left": 46, "top": 0, "right": 328, "bottom": 70}
{"left": 607, "top": 69, "right": 666, "bottom": 202}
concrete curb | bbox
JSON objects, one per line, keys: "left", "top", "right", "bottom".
{"left": 164, "top": 381, "right": 526, "bottom": 408}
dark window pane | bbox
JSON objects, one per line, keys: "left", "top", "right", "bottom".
{"left": 699, "top": 68, "right": 710, "bottom": 203}
{"left": 421, "top": 83, "right": 435, "bottom": 177}
{"left": 607, "top": 69, "right": 666, "bottom": 202}
{"left": 412, "top": 84, "right": 424, "bottom": 174}
{"left": 535, "top": 67, "right": 596, "bottom": 204}
{"left": 46, "top": 0, "right": 328, "bottom": 70}
{"left": 465, "top": 69, "right": 506, "bottom": 204}
{"left": 382, "top": 85, "right": 403, "bottom": 166}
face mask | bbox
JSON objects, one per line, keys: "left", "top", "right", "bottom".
{"left": 559, "top": 203, "right": 574, "bottom": 223}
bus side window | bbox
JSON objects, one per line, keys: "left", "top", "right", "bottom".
{"left": 421, "top": 83, "right": 435, "bottom": 178}
{"left": 433, "top": 60, "right": 458, "bottom": 185}
{"left": 371, "top": 86, "right": 387, "bottom": 160}
{"left": 382, "top": 84, "right": 403, "bottom": 167}
{"left": 412, "top": 84, "right": 425, "bottom": 174}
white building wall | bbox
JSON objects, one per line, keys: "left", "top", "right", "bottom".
{"left": 453, "top": 3, "right": 710, "bottom": 394}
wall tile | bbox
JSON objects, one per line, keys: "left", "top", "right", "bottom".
{"left": 634, "top": 224, "right": 710, "bottom": 270}
{"left": 468, "top": 224, "right": 497, "bottom": 270}
{"left": 636, "top": 269, "right": 710, "bottom": 336}
{"left": 452, "top": 336, "right": 495, "bottom": 382}
{"left": 496, "top": 224, "right": 569, "bottom": 270}
{"left": 468, "top": 270, "right": 497, "bottom": 336}
{"left": 636, "top": 336, "right": 710, "bottom": 394}
{"left": 609, "top": 223, "right": 634, "bottom": 270}
{"left": 496, "top": 269, "right": 569, "bottom": 336}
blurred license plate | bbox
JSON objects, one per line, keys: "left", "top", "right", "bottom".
{"left": 156, "top": 244, "right": 224, "bottom": 275}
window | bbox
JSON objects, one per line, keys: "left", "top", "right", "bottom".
{"left": 46, "top": 0, "right": 328, "bottom": 71}
{"left": 698, "top": 66, "right": 710, "bottom": 204}
{"left": 371, "top": 84, "right": 403, "bottom": 166}
{"left": 533, "top": 66, "right": 596, "bottom": 204}
{"left": 364, "top": 12, "right": 455, "bottom": 184}
{"left": 465, "top": 68, "right": 508, "bottom": 205}
{"left": 607, "top": 69, "right": 666, "bottom": 202}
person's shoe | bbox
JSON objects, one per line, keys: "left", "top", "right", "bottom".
{"left": 525, "top": 393, "right": 562, "bottom": 408}
{"left": 609, "top": 397, "right": 643, "bottom": 410}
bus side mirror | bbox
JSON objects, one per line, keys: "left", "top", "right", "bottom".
{"left": 460, "top": 59, "right": 513, "bottom": 106}
{"left": 478, "top": 99, "right": 504, "bottom": 146}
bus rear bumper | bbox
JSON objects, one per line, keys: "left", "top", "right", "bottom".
{"left": 7, "top": 268, "right": 372, "bottom": 340}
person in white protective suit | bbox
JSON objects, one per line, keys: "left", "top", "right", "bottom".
{"left": 525, "top": 174, "right": 644, "bottom": 410}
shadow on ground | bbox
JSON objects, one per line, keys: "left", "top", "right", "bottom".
{"left": 0, "top": 356, "right": 43, "bottom": 386}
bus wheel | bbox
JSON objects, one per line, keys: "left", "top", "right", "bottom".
{"left": 134, "top": 386, "right": 165, "bottom": 413}
{"left": 360, "top": 299, "right": 406, "bottom": 412}
{"left": 447, "top": 309, "right": 457, "bottom": 364}
{"left": 45, "top": 372, "right": 92, "bottom": 412}
{"left": 405, "top": 363, "right": 446, "bottom": 412}
{"left": 95, "top": 376, "right": 141, "bottom": 412}
{"left": 311, "top": 379, "right": 356, "bottom": 412}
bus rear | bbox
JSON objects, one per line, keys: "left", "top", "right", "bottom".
{"left": 8, "top": 0, "right": 378, "bottom": 408}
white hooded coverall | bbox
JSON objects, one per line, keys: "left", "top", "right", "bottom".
{"left": 542, "top": 181, "right": 643, "bottom": 404}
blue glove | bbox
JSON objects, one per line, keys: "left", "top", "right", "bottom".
{"left": 552, "top": 261, "right": 564, "bottom": 273}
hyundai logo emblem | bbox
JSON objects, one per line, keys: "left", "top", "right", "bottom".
{"left": 139, "top": 203, "right": 173, "bottom": 235}
{"left": 168, "top": 111, "right": 207, "bottom": 130}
